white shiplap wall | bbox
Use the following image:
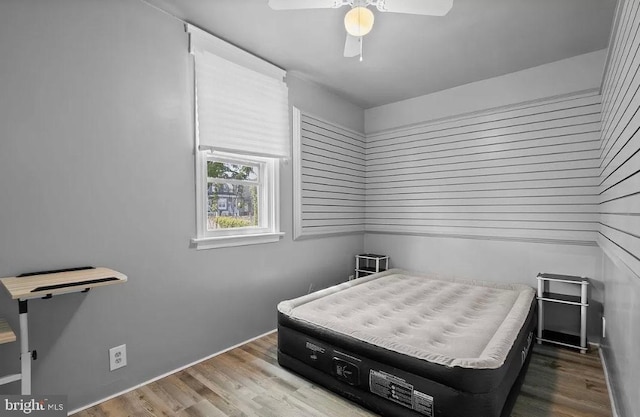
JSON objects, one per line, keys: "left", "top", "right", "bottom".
{"left": 596, "top": 3, "right": 640, "bottom": 417}
{"left": 599, "top": 0, "right": 640, "bottom": 278}
{"left": 293, "top": 109, "right": 366, "bottom": 238}
{"left": 365, "top": 92, "right": 602, "bottom": 245}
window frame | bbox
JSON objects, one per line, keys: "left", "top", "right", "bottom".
{"left": 187, "top": 24, "right": 289, "bottom": 250}
{"left": 192, "top": 150, "right": 283, "bottom": 250}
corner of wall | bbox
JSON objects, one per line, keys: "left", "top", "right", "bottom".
{"left": 286, "top": 71, "right": 365, "bottom": 134}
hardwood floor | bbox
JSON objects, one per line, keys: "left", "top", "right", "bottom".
{"left": 74, "top": 332, "right": 613, "bottom": 417}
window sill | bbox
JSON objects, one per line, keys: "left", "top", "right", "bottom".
{"left": 191, "top": 232, "right": 285, "bottom": 250}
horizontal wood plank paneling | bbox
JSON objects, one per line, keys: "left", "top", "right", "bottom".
{"left": 368, "top": 167, "right": 601, "bottom": 184}
{"left": 363, "top": 212, "right": 598, "bottom": 222}
{"left": 600, "top": 172, "right": 640, "bottom": 203}
{"left": 367, "top": 152, "right": 601, "bottom": 175}
{"left": 599, "top": 146, "right": 640, "bottom": 193}
{"left": 366, "top": 93, "right": 602, "bottom": 244}
{"left": 596, "top": 3, "right": 640, "bottom": 417}
{"left": 293, "top": 109, "right": 366, "bottom": 239}
{"left": 366, "top": 205, "right": 600, "bottom": 214}
{"left": 368, "top": 178, "right": 598, "bottom": 193}
{"left": 367, "top": 127, "right": 602, "bottom": 161}
{"left": 599, "top": 0, "right": 640, "bottom": 279}
{"left": 368, "top": 95, "right": 602, "bottom": 143}
{"left": 600, "top": 192, "right": 640, "bottom": 214}
{"left": 365, "top": 225, "right": 597, "bottom": 244}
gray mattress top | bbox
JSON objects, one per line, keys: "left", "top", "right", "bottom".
{"left": 278, "top": 269, "right": 535, "bottom": 369}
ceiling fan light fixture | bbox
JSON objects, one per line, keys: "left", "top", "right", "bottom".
{"left": 344, "top": 6, "right": 374, "bottom": 37}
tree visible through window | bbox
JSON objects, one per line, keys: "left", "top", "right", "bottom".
{"left": 207, "top": 159, "right": 260, "bottom": 231}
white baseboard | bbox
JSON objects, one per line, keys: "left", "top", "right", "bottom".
{"left": 68, "top": 328, "right": 277, "bottom": 415}
{"left": 598, "top": 346, "right": 620, "bottom": 417}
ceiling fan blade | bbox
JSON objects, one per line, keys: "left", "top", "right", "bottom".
{"left": 268, "top": 0, "right": 343, "bottom": 10}
{"left": 344, "top": 34, "right": 360, "bottom": 57}
{"left": 376, "top": 0, "right": 453, "bottom": 16}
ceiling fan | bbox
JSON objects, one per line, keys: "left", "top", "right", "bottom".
{"left": 268, "top": 0, "right": 453, "bottom": 60}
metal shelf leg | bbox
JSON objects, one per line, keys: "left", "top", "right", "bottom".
{"left": 537, "top": 280, "right": 544, "bottom": 344}
{"left": 580, "top": 283, "right": 588, "bottom": 354}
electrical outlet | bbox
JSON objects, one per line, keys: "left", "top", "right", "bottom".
{"left": 109, "top": 344, "right": 127, "bottom": 371}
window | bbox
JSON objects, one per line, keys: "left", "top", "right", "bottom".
{"left": 192, "top": 151, "right": 281, "bottom": 249}
{"left": 187, "top": 24, "right": 288, "bottom": 250}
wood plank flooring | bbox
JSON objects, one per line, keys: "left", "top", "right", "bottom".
{"left": 74, "top": 332, "right": 612, "bottom": 417}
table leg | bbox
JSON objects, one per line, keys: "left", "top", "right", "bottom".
{"left": 19, "top": 300, "right": 31, "bottom": 395}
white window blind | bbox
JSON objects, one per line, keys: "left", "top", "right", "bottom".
{"left": 187, "top": 24, "right": 290, "bottom": 159}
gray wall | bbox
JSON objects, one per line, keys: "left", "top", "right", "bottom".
{"left": 598, "top": 1, "right": 640, "bottom": 416}
{"left": 0, "top": 0, "right": 364, "bottom": 410}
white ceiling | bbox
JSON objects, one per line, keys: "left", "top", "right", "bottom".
{"left": 144, "top": 0, "right": 617, "bottom": 109}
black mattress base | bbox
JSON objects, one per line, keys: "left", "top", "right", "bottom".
{"left": 277, "top": 317, "right": 536, "bottom": 417}
{"left": 278, "top": 347, "right": 533, "bottom": 417}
